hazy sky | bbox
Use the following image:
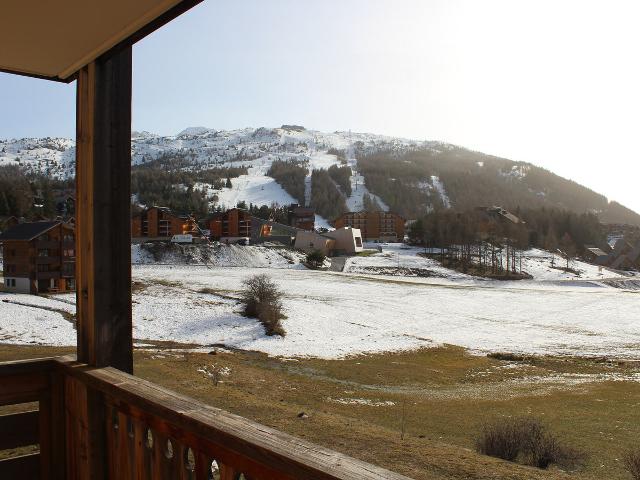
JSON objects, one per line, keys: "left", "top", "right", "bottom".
{"left": 1, "top": 0, "right": 638, "bottom": 212}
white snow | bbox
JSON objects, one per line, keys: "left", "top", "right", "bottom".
{"left": 211, "top": 162, "right": 297, "bottom": 211}
{"left": 0, "top": 293, "right": 75, "bottom": 345}
{"left": 430, "top": 175, "right": 451, "bottom": 208}
{"left": 2, "top": 252, "right": 639, "bottom": 360}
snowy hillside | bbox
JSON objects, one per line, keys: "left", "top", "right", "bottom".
{"left": 5, "top": 125, "right": 639, "bottom": 225}
{"left": 0, "top": 126, "right": 429, "bottom": 225}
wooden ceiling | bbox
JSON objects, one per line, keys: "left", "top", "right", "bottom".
{"left": 0, "top": 0, "right": 201, "bottom": 82}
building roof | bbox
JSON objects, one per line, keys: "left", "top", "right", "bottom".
{"left": 585, "top": 247, "right": 607, "bottom": 257}
{"left": 0, "top": 221, "right": 62, "bottom": 241}
{"left": 483, "top": 206, "right": 523, "bottom": 224}
{"left": 1, "top": 0, "right": 201, "bottom": 82}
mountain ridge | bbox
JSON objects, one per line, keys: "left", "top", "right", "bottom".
{"left": 1, "top": 126, "right": 638, "bottom": 226}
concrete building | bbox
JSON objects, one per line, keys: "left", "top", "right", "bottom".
{"left": 294, "top": 231, "right": 336, "bottom": 256}
{"left": 324, "top": 227, "right": 363, "bottom": 255}
{"left": 294, "top": 227, "right": 363, "bottom": 256}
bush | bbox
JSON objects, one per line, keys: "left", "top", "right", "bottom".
{"left": 624, "top": 449, "right": 640, "bottom": 480}
{"left": 306, "top": 249, "right": 326, "bottom": 269}
{"left": 476, "top": 417, "right": 584, "bottom": 470}
{"left": 241, "top": 274, "right": 285, "bottom": 336}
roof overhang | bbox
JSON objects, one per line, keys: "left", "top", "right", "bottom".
{"left": 0, "top": 0, "right": 202, "bottom": 83}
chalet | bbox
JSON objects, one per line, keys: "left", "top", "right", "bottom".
{"left": 334, "top": 211, "right": 405, "bottom": 242}
{"left": 131, "top": 206, "right": 198, "bottom": 240}
{"left": 583, "top": 246, "right": 608, "bottom": 263}
{"left": 484, "top": 206, "right": 524, "bottom": 224}
{"left": 288, "top": 204, "right": 315, "bottom": 230}
{"left": 0, "top": 220, "right": 75, "bottom": 294}
{"left": 294, "top": 227, "right": 363, "bottom": 256}
{"left": 609, "top": 239, "right": 640, "bottom": 270}
{"left": 207, "top": 208, "right": 252, "bottom": 240}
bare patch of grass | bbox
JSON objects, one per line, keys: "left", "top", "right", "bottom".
{"left": 197, "top": 287, "right": 240, "bottom": 301}
{"left": 152, "top": 279, "right": 183, "bottom": 288}
{"left": 487, "top": 352, "right": 527, "bottom": 362}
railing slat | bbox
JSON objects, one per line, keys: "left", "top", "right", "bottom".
{"left": 220, "top": 463, "right": 240, "bottom": 480}
{"left": 0, "top": 453, "right": 40, "bottom": 480}
{"left": 57, "top": 358, "right": 411, "bottom": 480}
{"left": 195, "top": 451, "right": 212, "bottom": 480}
{"left": 0, "top": 410, "right": 39, "bottom": 450}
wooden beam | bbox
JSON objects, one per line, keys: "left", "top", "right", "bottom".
{"left": 76, "top": 46, "right": 133, "bottom": 374}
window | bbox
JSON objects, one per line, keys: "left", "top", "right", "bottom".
{"left": 5, "top": 279, "right": 16, "bottom": 287}
{"left": 5, "top": 264, "right": 16, "bottom": 273}
{"left": 39, "top": 249, "right": 49, "bottom": 257}
{"left": 355, "top": 237, "right": 362, "bottom": 247}
{"left": 38, "top": 264, "right": 49, "bottom": 272}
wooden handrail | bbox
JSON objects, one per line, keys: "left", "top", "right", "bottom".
{"left": 54, "top": 356, "right": 411, "bottom": 480}
{"left": 0, "top": 357, "right": 412, "bottom": 479}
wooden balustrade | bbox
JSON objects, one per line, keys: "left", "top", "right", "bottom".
{"left": 0, "top": 357, "right": 411, "bottom": 480}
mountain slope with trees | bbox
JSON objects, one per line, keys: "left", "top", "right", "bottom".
{"left": 358, "top": 147, "right": 640, "bottom": 225}
{"left": 1, "top": 127, "right": 638, "bottom": 226}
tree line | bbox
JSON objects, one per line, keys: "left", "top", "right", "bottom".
{"left": 357, "top": 148, "right": 640, "bottom": 226}
{"left": 266, "top": 159, "right": 307, "bottom": 204}
{"left": 0, "top": 165, "right": 73, "bottom": 220}
{"left": 131, "top": 161, "right": 247, "bottom": 218}
{"left": 310, "top": 169, "right": 347, "bottom": 221}
{"left": 408, "top": 207, "right": 608, "bottom": 274}
{"left": 327, "top": 164, "right": 352, "bottom": 196}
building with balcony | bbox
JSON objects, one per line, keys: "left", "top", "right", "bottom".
{"left": 207, "top": 208, "right": 252, "bottom": 240}
{"left": 131, "top": 206, "right": 198, "bottom": 240}
{"left": 334, "top": 211, "right": 405, "bottom": 242}
{"left": 288, "top": 204, "right": 315, "bottom": 231}
{"left": 0, "top": 220, "right": 75, "bottom": 294}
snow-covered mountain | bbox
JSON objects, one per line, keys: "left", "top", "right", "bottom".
{"left": 0, "top": 126, "right": 451, "bottom": 224}
{"left": 2, "top": 125, "right": 639, "bottom": 226}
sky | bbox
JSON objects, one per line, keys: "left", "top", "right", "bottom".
{"left": 0, "top": 0, "right": 639, "bottom": 212}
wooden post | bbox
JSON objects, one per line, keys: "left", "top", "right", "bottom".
{"left": 75, "top": 47, "right": 133, "bottom": 374}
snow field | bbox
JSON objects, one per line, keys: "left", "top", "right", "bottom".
{"left": 2, "top": 261, "right": 638, "bottom": 360}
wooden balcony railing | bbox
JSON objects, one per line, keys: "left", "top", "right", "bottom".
{"left": 0, "top": 357, "right": 411, "bottom": 480}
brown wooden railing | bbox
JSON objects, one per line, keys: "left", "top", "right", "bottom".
{"left": 0, "top": 357, "right": 411, "bottom": 480}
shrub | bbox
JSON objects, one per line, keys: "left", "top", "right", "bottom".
{"left": 624, "top": 449, "right": 640, "bottom": 480}
{"left": 306, "top": 249, "right": 326, "bottom": 269}
{"left": 476, "top": 417, "right": 584, "bottom": 470}
{"left": 241, "top": 274, "right": 285, "bottom": 336}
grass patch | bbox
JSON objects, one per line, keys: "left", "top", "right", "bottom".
{"left": 197, "top": 287, "right": 240, "bottom": 301}
{"left": 356, "top": 250, "right": 379, "bottom": 257}
{"left": 487, "top": 352, "right": 528, "bottom": 362}
{"left": 1, "top": 344, "right": 639, "bottom": 479}
{"left": 152, "top": 279, "right": 183, "bottom": 288}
